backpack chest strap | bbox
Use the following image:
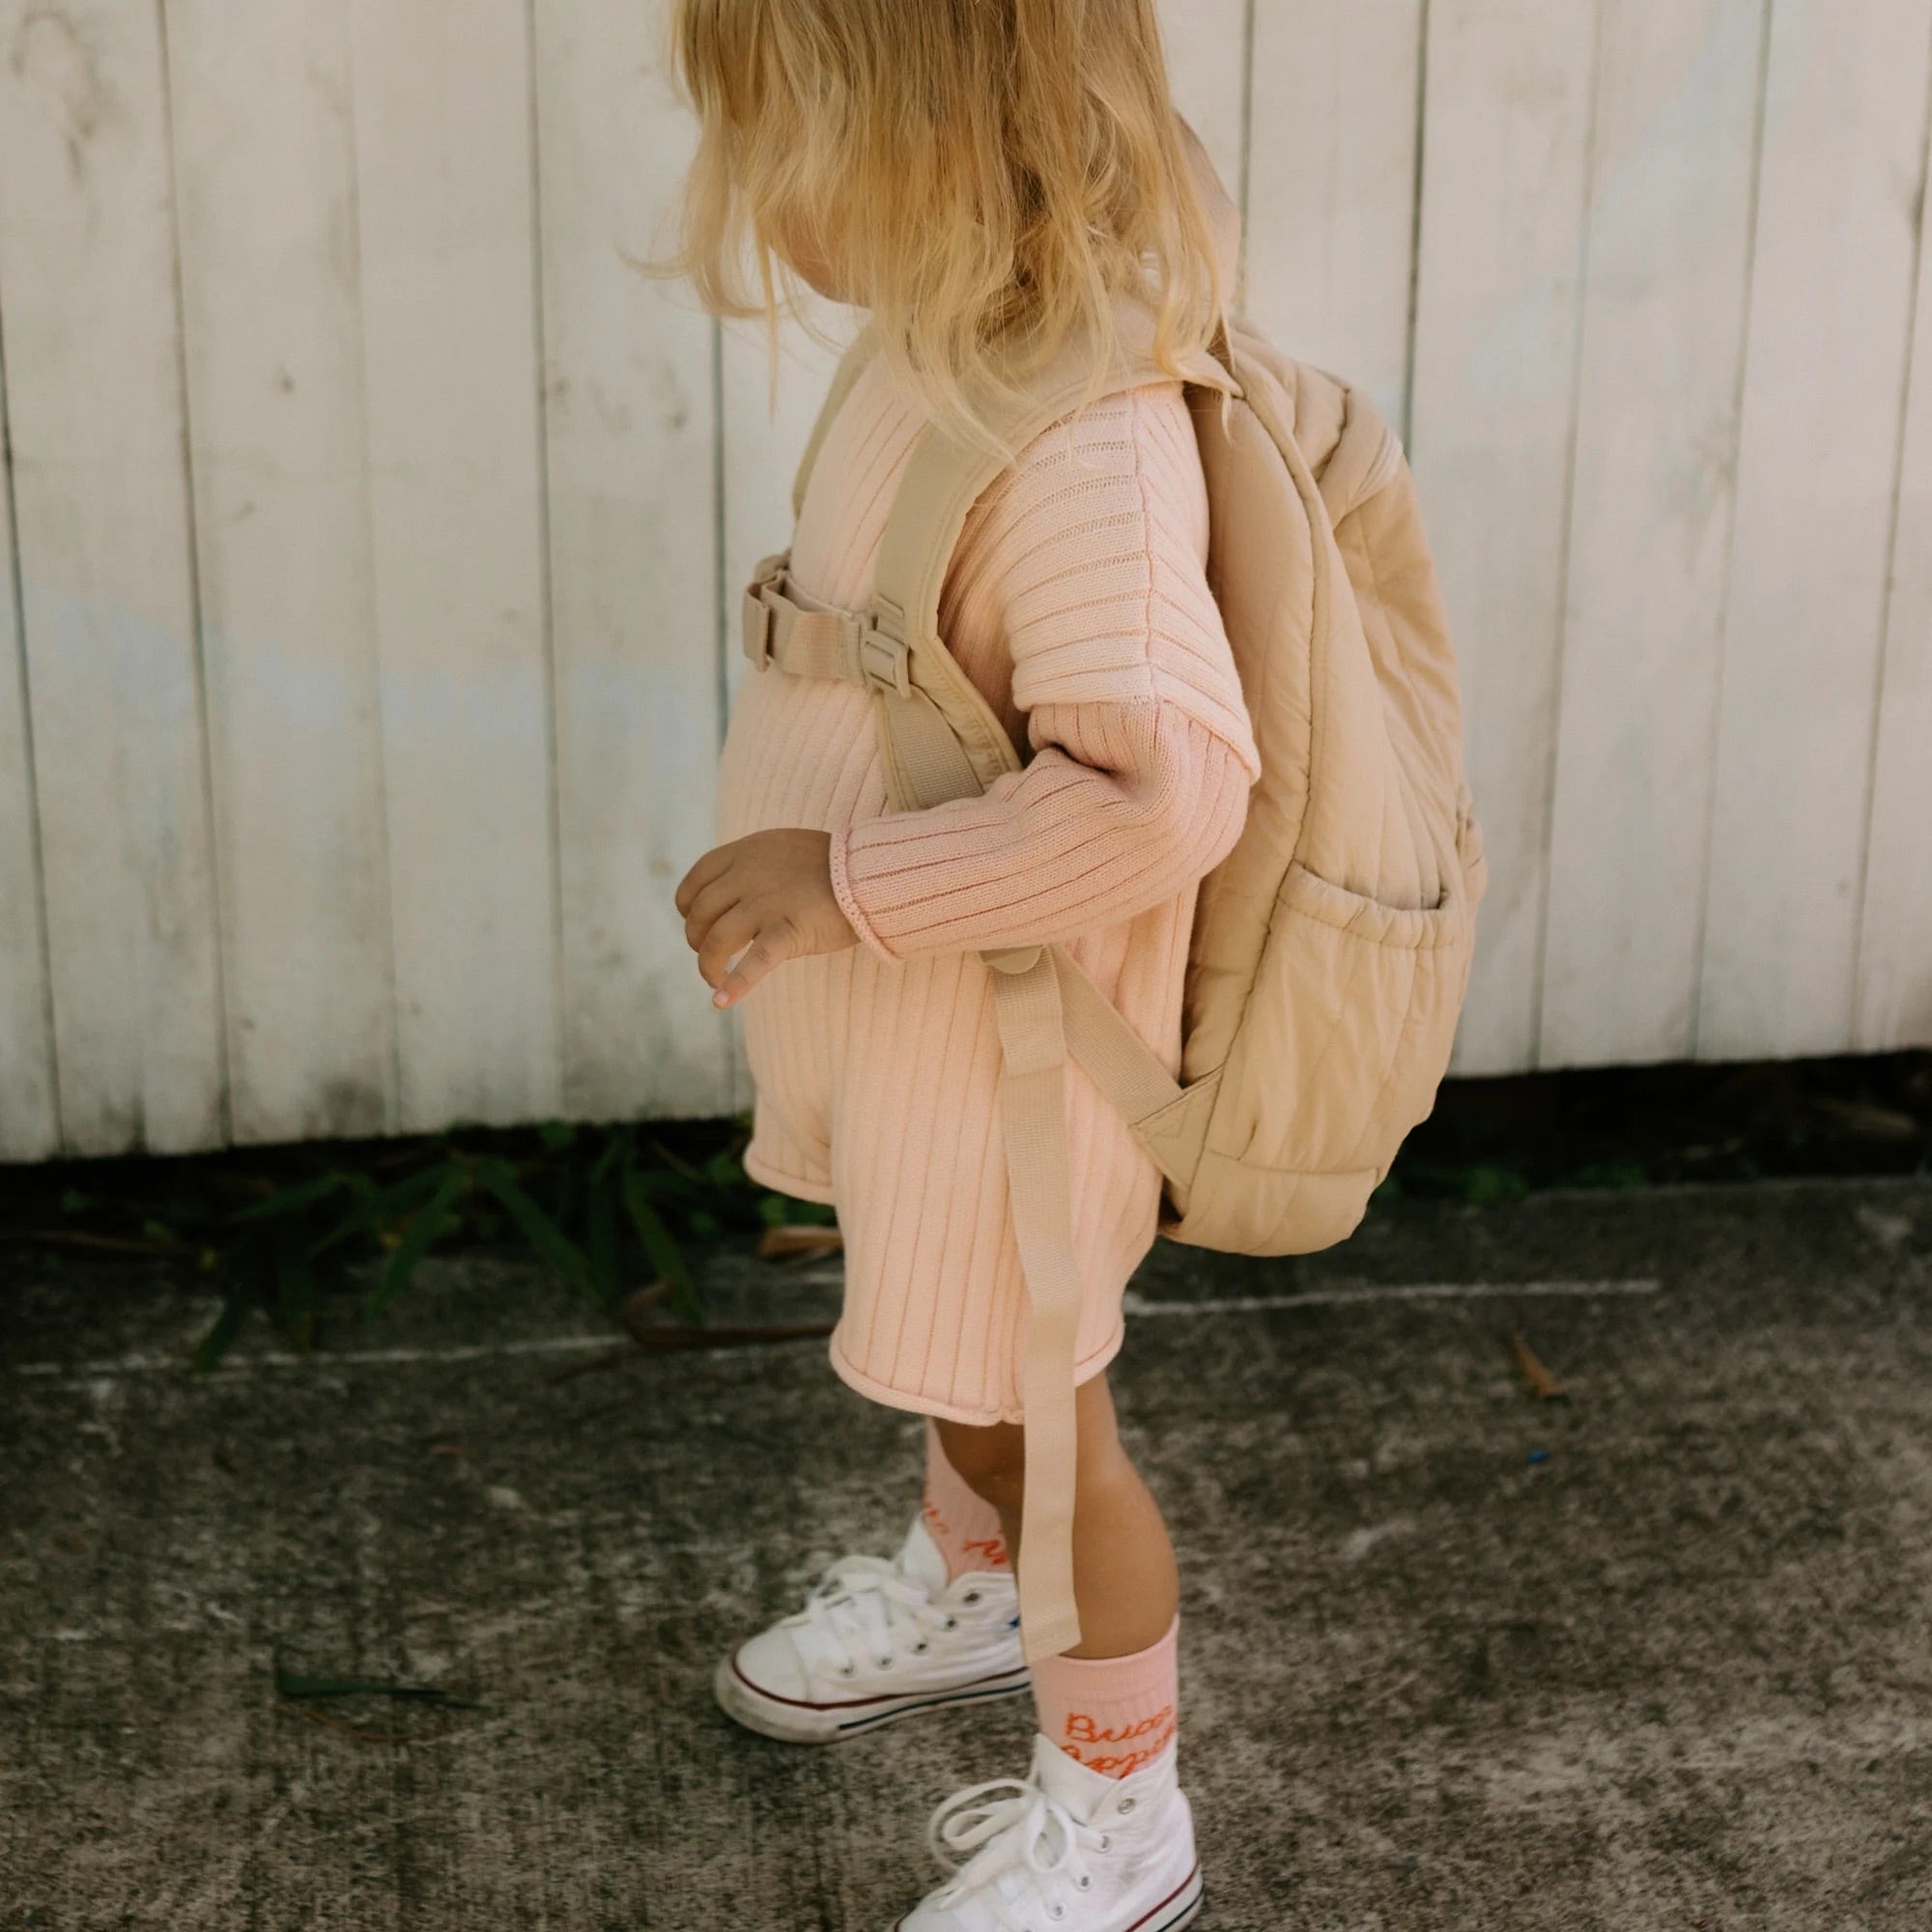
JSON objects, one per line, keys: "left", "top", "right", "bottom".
{"left": 743, "top": 553, "right": 914, "bottom": 698}
{"left": 742, "top": 552, "right": 993, "bottom": 810}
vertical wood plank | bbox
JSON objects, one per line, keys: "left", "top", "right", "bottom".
{"left": 1698, "top": 0, "right": 1932, "bottom": 1061}
{"left": 163, "top": 0, "right": 397, "bottom": 1144}
{"left": 1245, "top": 0, "right": 1427, "bottom": 424}
{"left": 1160, "top": 0, "right": 1251, "bottom": 200}
{"left": 1407, "top": 0, "right": 1603, "bottom": 1075}
{"left": 346, "top": 0, "right": 561, "bottom": 1130}
{"left": 0, "top": 0, "right": 224, "bottom": 1153}
{"left": 719, "top": 308, "right": 845, "bottom": 707}
{"left": 1537, "top": 0, "right": 1770, "bottom": 1068}
{"left": 1857, "top": 116, "right": 1932, "bottom": 1052}
{"left": 537, "top": 0, "right": 731, "bottom": 1122}
{"left": 0, "top": 332, "right": 57, "bottom": 1159}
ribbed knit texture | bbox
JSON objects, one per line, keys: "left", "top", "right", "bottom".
{"left": 716, "top": 354, "right": 1260, "bottom": 1425}
{"left": 1031, "top": 1614, "right": 1180, "bottom": 1778}
{"left": 921, "top": 1420, "right": 1011, "bottom": 1578}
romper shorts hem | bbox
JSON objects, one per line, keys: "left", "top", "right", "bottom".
{"left": 742, "top": 1147, "right": 838, "bottom": 1208}
{"left": 827, "top": 1318, "right": 1129, "bottom": 1430}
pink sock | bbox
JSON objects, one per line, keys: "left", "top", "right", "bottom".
{"left": 921, "top": 1421, "right": 1011, "bottom": 1580}
{"left": 1030, "top": 1615, "right": 1179, "bottom": 1778}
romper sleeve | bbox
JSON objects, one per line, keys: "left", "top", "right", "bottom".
{"left": 827, "top": 382, "right": 1263, "bottom": 965}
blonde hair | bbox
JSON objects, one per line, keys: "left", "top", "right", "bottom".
{"left": 645, "top": 0, "right": 1232, "bottom": 460}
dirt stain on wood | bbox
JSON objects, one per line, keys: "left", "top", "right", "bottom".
{"left": 11, "top": 9, "right": 110, "bottom": 180}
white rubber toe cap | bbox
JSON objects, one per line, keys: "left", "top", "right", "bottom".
{"left": 729, "top": 1624, "right": 812, "bottom": 1703}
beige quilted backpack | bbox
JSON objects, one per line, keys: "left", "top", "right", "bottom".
{"left": 739, "top": 127, "right": 1486, "bottom": 1659}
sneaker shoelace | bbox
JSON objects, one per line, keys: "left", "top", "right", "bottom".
{"left": 784, "top": 1553, "right": 953, "bottom": 1679}
{"left": 925, "top": 1776, "right": 1100, "bottom": 1930}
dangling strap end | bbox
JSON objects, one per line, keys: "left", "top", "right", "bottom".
{"left": 1019, "top": 1588, "right": 1084, "bottom": 1667}
{"left": 990, "top": 950, "right": 1089, "bottom": 1669}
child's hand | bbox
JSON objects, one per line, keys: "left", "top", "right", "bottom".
{"left": 675, "top": 830, "right": 859, "bottom": 1009}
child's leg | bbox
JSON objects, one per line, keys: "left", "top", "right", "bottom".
{"left": 935, "top": 1372, "right": 1181, "bottom": 1773}
{"left": 935, "top": 1373, "right": 1178, "bottom": 1657}
{"left": 922, "top": 1420, "right": 1013, "bottom": 1579}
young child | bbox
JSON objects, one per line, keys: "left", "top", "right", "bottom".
{"left": 668, "top": 7, "right": 1259, "bottom": 1925}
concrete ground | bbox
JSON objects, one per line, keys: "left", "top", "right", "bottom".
{"left": 2, "top": 1177, "right": 1929, "bottom": 1931}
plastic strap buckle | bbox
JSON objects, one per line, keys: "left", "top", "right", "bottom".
{"left": 744, "top": 553, "right": 791, "bottom": 669}
{"left": 858, "top": 594, "right": 913, "bottom": 698}
{"left": 744, "top": 588, "right": 774, "bottom": 669}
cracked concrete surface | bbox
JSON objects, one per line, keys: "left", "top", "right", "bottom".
{"left": 2, "top": 1178, "right": 1929, "bottom": 1929}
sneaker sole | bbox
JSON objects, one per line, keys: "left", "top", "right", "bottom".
{"left": 713, "top": 1652, "right": 1032, "bottom": 1745}
{"left": 1157, "top": 1866, "right": 1207, "bottom": 1930}
{"left": 889, "top": 1863, "right": 1204, "bottom": 1931}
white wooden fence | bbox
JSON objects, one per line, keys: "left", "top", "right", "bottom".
{"left": 1, "top": 0, "right": 1928, "bottom": 1160}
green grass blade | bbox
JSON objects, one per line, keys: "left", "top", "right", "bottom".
{"left": 366, "top": 1170, "right": 467, "bottom": 1319}
{"left": 757, "top": 1189, "right": 837, "bottom": 1229}
{"left": 309, "top": 1166, "right": 444, "bottom": 1260}
{"left": 587, "top": 1169, "right": 621, "bottom": 1307}
{"left": 273, "top": 1663, "right": 485, "bottom": 1710}
{"left": 192, "top": 1290, "right": 251, "bottom": 1373}
{"left": 475, "top": 1160, "right": 602, "bottom": 1307}
{"left": 621, "top": 1166, "right": 703, "bottom": 1325}
{"left": 588, "top": 1128, "right": 628, "bottom": 1185}
{"left": 702, "top": 1150, "right": 747, "bottom": 1190}
{"left": 229, "top": 1172, "right": 351, "bottom": 1226}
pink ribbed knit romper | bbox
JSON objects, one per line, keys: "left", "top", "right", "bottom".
{"left": 716, "top": 351, "right": 1261, "bottom": 1426}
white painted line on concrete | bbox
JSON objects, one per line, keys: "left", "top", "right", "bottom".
{"left": 8, "top": 1280, "right": 1662, "bottom": 1383}
{"left": 1122, "top": 1278, "right": 1662, "bottom": 1317}
{"left": 10, "top": 1332, "right": 625, "bottom": 1380}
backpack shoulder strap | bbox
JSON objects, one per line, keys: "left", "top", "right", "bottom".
{"left": 791, "top": 321, "right": 882, "bottom": 522}
{"left": 807, "top": 104, "right": 1244, "bottom": 812}
{"left": 866, "top": 297, "right": 1238, "bottom": 816}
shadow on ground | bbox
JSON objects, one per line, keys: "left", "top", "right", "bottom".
{"left": 3, "top": 1179, "right": 1929, "bottom": 1929}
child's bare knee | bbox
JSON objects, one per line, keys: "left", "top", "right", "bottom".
{"left": 933, "top": 1418, "right": 1026, "bottom": 1512}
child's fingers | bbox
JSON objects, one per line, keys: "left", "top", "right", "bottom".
{"left": 696, "top": 906, "right": 760, "bottom": 991}
{"left": 680, "top": 873, "right": 742, "bottom": 955}
{"left": 673, "top": 842, "right": 734, "bottom": 919}
{"left": 711, "top": 939, "right": 784, "bottom": 1012}
{"left": 712, "top": 930, "right": 791, "bottom": 1009}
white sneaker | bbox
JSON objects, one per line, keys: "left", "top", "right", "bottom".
{"left": 715, "top": 1516, "right": 1029, "bottom": 1744}
{"left": 895, "top": 1732, "right": 1203, "bottom": 1931}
